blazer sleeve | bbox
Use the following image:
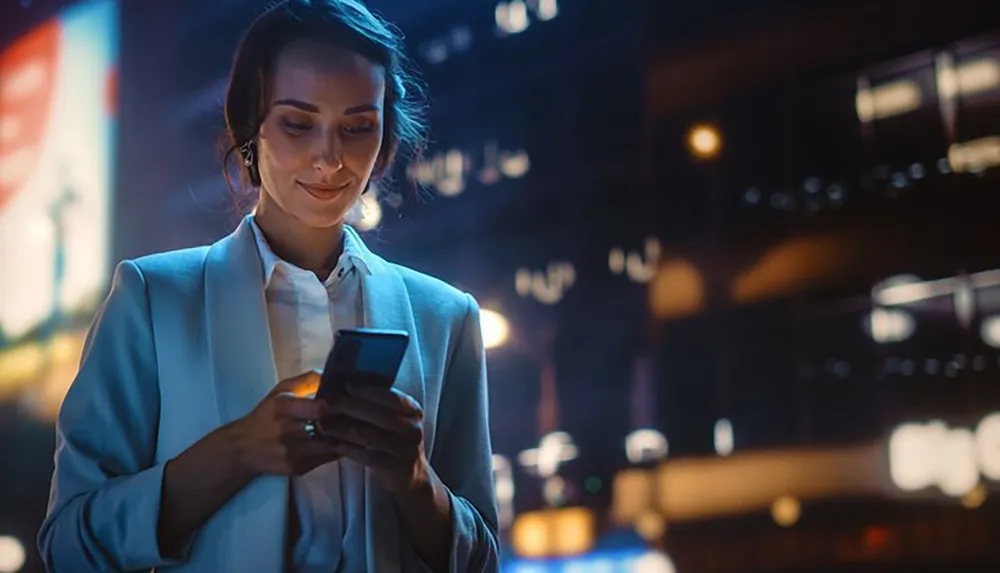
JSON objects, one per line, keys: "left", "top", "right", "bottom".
{"left": 424, "top": 293, "right": 501, "bottom": 572}
{"left": 37, "top": 260, "right": 186, "bottom": 572}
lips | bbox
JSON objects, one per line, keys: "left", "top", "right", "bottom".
{"left": 298, "top": 180, "right": 350, "bottom": 200}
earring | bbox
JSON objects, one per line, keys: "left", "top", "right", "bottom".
{"left": 240, "top": 140, "right": 255, "bottom": 167}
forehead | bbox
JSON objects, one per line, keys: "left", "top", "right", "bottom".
{"left": 269, "top": 38, "right": 386, "bottom": 107}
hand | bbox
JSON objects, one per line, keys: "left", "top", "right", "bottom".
{"left": 321, "top": 381, "right": 428, "bottom": 495}
{"left": 228, "top": 371, "right": 342, "bottom": 477}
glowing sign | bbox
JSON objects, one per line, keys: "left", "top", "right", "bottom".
{"left": 609, "top": 238, "right": 661, "bottom": 284}
{"left": 515, "top": 262, "right": 575, "bottom": 305}
{"left": 406, "top": 140, "right": 530, "bottom": 197}
{"left": 519, "top": 431, "right": 579, "bottom": 478}
{"left": 0, "top": 0, "right": 116, "bottom": 340}
{"left": 624, "top": 428, "right": 668, "bottom": 464}
{"left": 0, "top": 0, "right": 118, "bottom": 420}
{"left": 889, "top": 412, "right": 1000, "bottom": 496}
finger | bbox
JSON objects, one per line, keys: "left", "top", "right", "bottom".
{"left": 326, "top": 395, "right": 418, "bottom": 434}
{"left": 330, "top": 439, "right": 399, "bottom": 472}
{"left": 274, "top": 396, "right": 326, "bottom": 421}
{"left": 289, "top": 437, "right": 342, "bottom": 459}
{"left": 323, "top": 419, "right": 417, "bottom": 460}
{"left": 345, "top": 383, "right": 422, "bottom": 419}
{"left": 270, "top": 370, "right": 322, "bottom": 398}
{"left": 279, "top": 417, "right": 327, "bottom": 441}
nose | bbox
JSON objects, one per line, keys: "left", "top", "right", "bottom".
{"left": 313, "top": 134, "right": 344, "bottom": 174}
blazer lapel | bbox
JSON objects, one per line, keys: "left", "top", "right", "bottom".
{"left": 204, "top": 216, "right": 287, "bottom": 573}
{"left": 349, "top": 226, "right": 425, "bottom": 573}
{"left": 205, "top": 216, "right": 279, "bottom": 422}
{"left": 351, "top": 227, "right": 424, "bottom": 406}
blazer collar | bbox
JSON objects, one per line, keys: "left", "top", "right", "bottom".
{"left": 246, "top": 215, "right": 373, "bottom": 287}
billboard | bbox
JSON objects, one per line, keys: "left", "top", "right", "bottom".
{"left": 0, "top": 0, "right": 118, "bottom": 419}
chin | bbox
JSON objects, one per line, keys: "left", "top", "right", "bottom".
{"left": 292, "top": 209, "right": 350, "bottom": 230}
{"left": 290, "top": 197, "right": 357, "bottom": 230}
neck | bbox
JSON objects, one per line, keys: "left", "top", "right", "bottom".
{"left": 253, "top": 199, "right": 344, "bottom": 280}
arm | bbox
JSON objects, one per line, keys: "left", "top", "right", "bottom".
{"left": 395, "top": 293, "right": 501, "bottom": 573}
{"left": 38, "top": 260, "right": 186, "bottom": 572}
{"left": 38, "top": 260, "right": 336, "bottom": 571}
{"left": 155, "top": 423, "right": 257, "bottom": 557}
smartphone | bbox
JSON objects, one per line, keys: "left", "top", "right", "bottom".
{"left": 315, "top": 328, "right": 410, "bottom": 403}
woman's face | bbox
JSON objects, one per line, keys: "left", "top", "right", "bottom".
{"left": 256, "top": 38, "right": 385, "bottom": 229}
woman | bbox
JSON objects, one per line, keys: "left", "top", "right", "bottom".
{"left": 37, "top": 1, "right": 499, "bottom": 572}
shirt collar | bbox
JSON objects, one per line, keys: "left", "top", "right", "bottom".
{"left": 248, "top": 215, "right": 372, "bottom": 287}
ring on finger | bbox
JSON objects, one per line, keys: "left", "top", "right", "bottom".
{"left": 303, "top": 419, "right": 319, "bottom": 440}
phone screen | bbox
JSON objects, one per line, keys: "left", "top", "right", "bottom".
{"left": 316, "top": 328, "right": 409, "bottom": 402}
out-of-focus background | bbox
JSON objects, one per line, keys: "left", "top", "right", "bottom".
{"left": 2, "top": 0, "right": 1000, "bottom": 571}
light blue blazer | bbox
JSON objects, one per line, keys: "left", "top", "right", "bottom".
{"left": 38, "top": 218, "right": 500, "bottom": 572}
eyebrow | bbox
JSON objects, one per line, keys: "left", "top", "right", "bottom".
{"left": 272, "top": 99, "right": 381, "bottom": 115}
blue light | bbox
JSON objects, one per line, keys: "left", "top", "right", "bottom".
{"left": 504, "top": 549, "right": 648, "bottom": 573}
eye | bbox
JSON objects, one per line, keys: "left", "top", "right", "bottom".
{"left": 281, "top": 119, "right": 312, "bottom": 134}
{"left": 343, "top": 121, "right": 376, "bottom": 136}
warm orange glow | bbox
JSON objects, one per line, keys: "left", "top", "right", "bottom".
{"left": 0, "top": 329, "right": 88, "bottom": 420}
{"left": 551, "top": 508, "right": 594, "bottom": 556}
{"left": 771, "top": 496, "right": 801, "bottom": 527}
{"left": 961, "top": 483, "right": 987, "bottom": 509}
{"left": 635, "top": 511, "right": 667, "bottom": 541}
{"left": 282, "top": 371, "right": 321, "bottom": 398}
{"left": 640, "top": 442, "right": 890, "bottom": 522}
{"left": 510, "top": 512, "right": 550, "bottom": 558}
{"left": 687, "top": 124, "right": 722, "bottom": 159}
{"left": 948, "top": 136, "right": 1000, "bottom": 173}
{"left": 511, "top": 507, "right": 595, "bottom": 558}
{"left": 732, "top": 234, "right": 855, "bottom": 304}
{"left": 611, "top": 468, "right": 658, "bottom": 524}
{"left": 649, "top": 258, "right": 704, "bottom": 320}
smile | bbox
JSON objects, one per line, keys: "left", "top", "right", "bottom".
{"left": 298, "top": 180, "right": 350, "bottom": 200}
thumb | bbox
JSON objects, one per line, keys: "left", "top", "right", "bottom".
{"left": 270, "top": 369, "right": 322, "bottom": 398}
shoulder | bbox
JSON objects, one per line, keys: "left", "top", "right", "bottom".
{"left": 122, "top": 245, "right": 212, "bottom": 299}
{"left": 130, "top": 245, "right": 211, "bottom": 279}
{"left": 388, "top": 262, "right": 477, "bottom": 323}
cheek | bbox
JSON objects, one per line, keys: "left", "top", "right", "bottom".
{"left": 262, "top": 135, "right": 311, "bottom": 177}
{"left": 349, "top": 138, "right": 384, "bottom": 174}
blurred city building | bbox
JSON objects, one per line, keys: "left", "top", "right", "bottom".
{"left": 1, "top": 0, "right": 999, "bottom": 571}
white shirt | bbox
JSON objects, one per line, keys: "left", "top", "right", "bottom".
{"left": 249, "top": 217, "right": 370, "bottom": 573}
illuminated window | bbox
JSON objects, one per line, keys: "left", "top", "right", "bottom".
{"left": 515, "top": 262, "right": 575, "bottom": 305}
{"left": 406, "top": 140, "right": 531, "bottom": 196}
{"left": 495, "top": 0, "right": 559, "bottom": 36}
{"left": 888, "top": 414, "right": 1000, "bottom": 497}
{"left": 496, "top": 1, "right": 530, "bottom": 35}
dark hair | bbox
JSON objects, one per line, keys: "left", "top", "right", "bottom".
{"left": 222, "top": 0, "right": 427, "bottom": 208}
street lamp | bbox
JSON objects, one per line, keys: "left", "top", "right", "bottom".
{"left": 480, "top": 307, "right": 510, "bottom": 350}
